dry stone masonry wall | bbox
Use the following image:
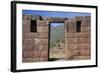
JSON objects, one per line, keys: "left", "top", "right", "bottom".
{"left": 22, "top": 14, "right": 91, "bottom": 62}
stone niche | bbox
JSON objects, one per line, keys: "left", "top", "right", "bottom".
{"left": 22, "top": 14, "right": 91, "bottom": 62}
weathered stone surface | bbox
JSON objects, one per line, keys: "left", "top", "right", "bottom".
{"left": 42, "top": 26, "right": 48, "bottom": 33}
{"left": 81, "top": 27, "right": 90, "bottom": 32}
{"left": 37, "top": 20, "right": 49, "bottom": 26}
{"left": 39, "top": 45, "right": 48, "bottom": 51}
{"left": 23, "top": 58, "right": 33, "bottom": 62}
{"left": 42, "top": 16, "right": 68, "bottom": 22}
{"left": 77, "top": 44, "right": 91, "bottom": 49}
{"left": 39, "top": 39, "right": 48, "bottom": 45}
{"left": 37, "top": 26, "right": 43, "bottom": 32}
{"left": 39, "top": 33, "right": 48, "bottom": 39}
{"left": 66, "top": 21, "right": 76, "bottom": 32}
{"left": 67, "top": 33, "right": 75, "bottom": 38}
{"left": 23, "top": 26, "right": 30, "bottom": 32}
{"left": 23, "top": 51, "right": 34, "bottom": 58}
{"left": 23, "top": 39, "right": 33, "bottom": 45}
{"left": 67, "top": 44, "right": 78, "bottom": 50}
{"left": 67, "top": 38, "right": 78, "bottom": 44}
{"left": 24, "top": 33, "right": 39, "bottom": 38}
{"left": 22, "top": 45, "right": 33, "bottom": 51}
{"left": 74, "top": 56, "right": 90, "bottom": 60}
{"left": 77, "top": 38, "right": 91, "bottom": 43}
{"left": 33, "top": 51, "right": 41, "bottom": 57}
{"left": 81, "top": 21, "right": 90, "bottom": 27}
{"left": 75, "top": 32, "right": 90, "bottom": 38}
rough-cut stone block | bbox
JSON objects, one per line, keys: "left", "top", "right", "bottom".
{"left": 37, "top": 26, "right": 43, "bottom": 32}
{"left": 78, "top": 44, "right": 91, "bottom": 50}
{"left": 34, "top": 51, "right": 41, "bottom": 57}
{"left": 33, "top": 38, "right": 40, "bottom": 45}
{"left": 39, "top": 45, "right": 48, "bottom": 51}
{"left": 68, "top": 50, "right": 80, "bottom": 60}
{"left": 22, "top": 58, "right": 33, "bottom": 62}
{"left": 42, "top": 26, "right": 48, "bottom": 33}
{"left": 23, "top": 39, "right": 33, "bottom": 45}
{"left": 67, "top": 38, "right": 77, "bottom": 44}
{"left": 23, "top": 51, "right": 34, "bottom": 58}
{"left": 33, "top": 44, "right": 39, "bottom": 51}
{"left": 37, "top": 20, "right": 49, "bottom": 26}
{"left": 67, "top": 22, "right": 76, "bottom": 32}
{"left": 81, "top": 21, "right": 90, "bottom": 27}
{"left": 75, "top": 32, "right": 90, "bottom": 38}
{"left": 81, "top": 27, "right": 91, "bottom": 32}
{"left": 39, "top": 33, "right": 48, "bottom": 39}
{"left": 22, "top": 20, "right": 30, "bottom": 25}
{"left": 22, "top": 44, "right": 33, "bottom": 51}
{"left": 74, "top": 56, "right": 90, "bottom": 60}
{"left": 67, "top": 33, "right": 75, "bottom": 38}
{"left": 77, "top": 38, "right": 91, "bottom": 43}
{"left": 67, "top": 44, "right": 78, "bottom": 50}
{"left": 24, "top": 33, "right": 39, "bottom": 38}
{"left": 41, "top": 51, "right": 48, "bottom": 58}
{"left": 79, "top": 49, "right": 90, "bottom": 56}
{"left": 39, "top": 39, "right": 48, "bottom": 45}
{"left": 85, "top": 16, "right": 91, "bottom": 22}
{"left": 23, "top": 26, "right": 30, "bottom": 33}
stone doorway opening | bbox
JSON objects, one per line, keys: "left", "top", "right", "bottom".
{"left": 48, "top": 23, "right": 66, "bottom": 61}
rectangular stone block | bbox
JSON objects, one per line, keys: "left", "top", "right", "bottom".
{"left": 67, "top": 33, "right": 75, "bottom": 38}
{"left": 41, "top": 51, "right": 48, "bottom": 58}
{"left": 42, "top": 26, "right": 48, "bottom": 33}
{"left": 67, "top": 38, "right": 77, "bottom": 44}
{"left": 67, "top": 44, "right": 78, "bottom": 50}
{"left": 77, "top": 38, "right": 91, "bottom": 43}
{"left": 37, "top": 26, "right": 43, "bottom": 32}
{"left": 81, "top": 21, "right": 90, "bottom": 27}
{"left": 23, "top": 39, "right": 33, "bottom": 45}
{"left": 22, "top": 20, "right": 30, "bottom": 25}
{"left": 81, "top": 27, "right": 91, "bottom": 32}
{"left": 37, "top": 20, "right": 49, "bottom": 26}
{"left": 24, "top": 33, "right": 39, "bottom": 38}
{"left": 67, "top": 22, "right": 76, "bottom": 32}
{"left": 39, "top": 45, "right": 48, "bottom": 51}
{"left": 79, "top": 49, "right": 91, "bottom": 56}
{"left": 22, "top": 58, "right": 33, "bottom": 62}
{"left": 39, "top": 39, "right": 48, "bottom": 45}
{"left": 68, "top": 50, "right": 79, "bottom": 60}
{"left": 23, "top": 51, "right": 34, "bottom": 58}
{"left": 23, "top": 26, "right": 30, "bottom": 33}
{"left": 78, "top": 44, "right": 91, "bottom": 50}
{"left": 33, "top": 51, "right": 41, "bottom": 57}
{"left": 39, "top": 33, "right": 48, "bottom": 39}
{"left": 74, "top": 56, "right": 90, "bottom": 60}
{"left": 75, "top": 32, "right": 90, "bottom": 38}
{"left": 22, "top": 44, "right": 33, "bottom": 51}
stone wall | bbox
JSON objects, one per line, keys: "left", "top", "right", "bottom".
{"left": 22, "top": 14, "right": 91, "bottom": 62}
{"left": 65, "top": 16, "right": 91, "bottom": 60}
{"left": 22, "top": 15, "right": 49, "bottom": 62}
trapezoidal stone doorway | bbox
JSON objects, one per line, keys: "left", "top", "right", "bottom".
{"left": 48, "top": 22, "right": 68, "bottom": 61}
